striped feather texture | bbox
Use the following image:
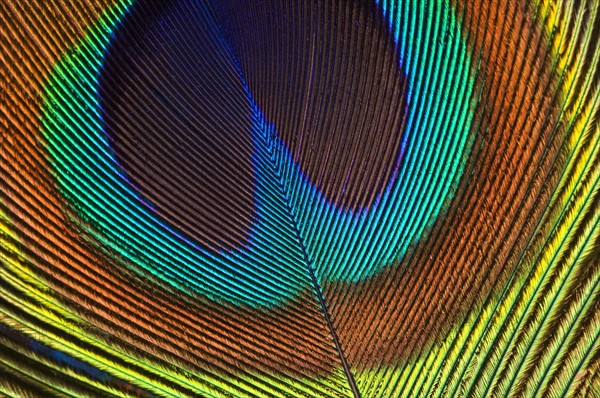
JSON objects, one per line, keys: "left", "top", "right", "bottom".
{"left": 1, "top": 0, "right": 599, "bottom": 397}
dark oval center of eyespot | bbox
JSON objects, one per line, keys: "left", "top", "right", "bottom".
{"left": 99, "top": 0, "right": 257, "bottom": 253}
{"left": 214, "top": 0, "right": 409, "bottom": 211}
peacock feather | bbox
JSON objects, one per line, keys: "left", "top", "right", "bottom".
{"left": 1, "top": 0, "right": 599, "bottom": 396}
